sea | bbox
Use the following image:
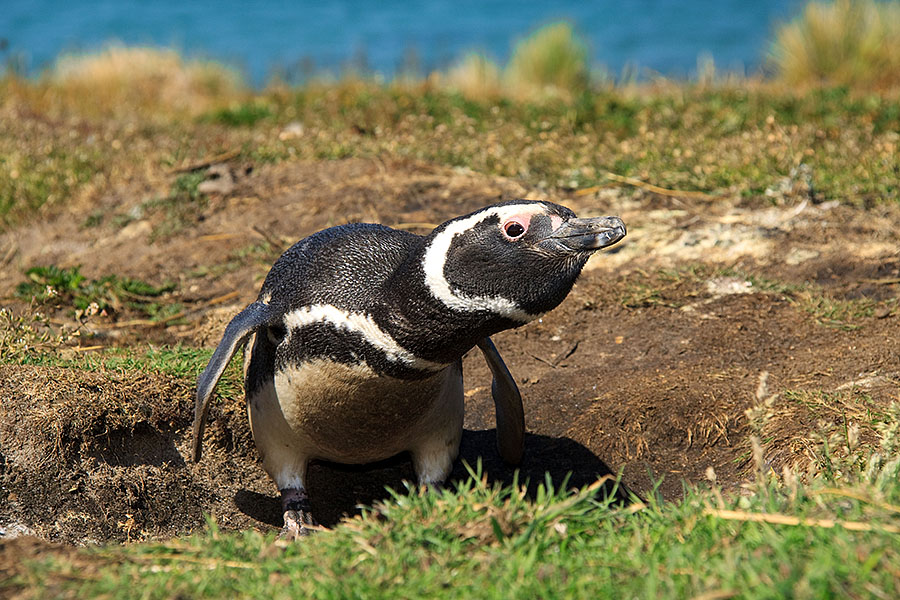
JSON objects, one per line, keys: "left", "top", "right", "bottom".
{"left": 2, "top": 0, "right": 806, "bottom": 87}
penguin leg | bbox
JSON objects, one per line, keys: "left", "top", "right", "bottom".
{"left": 411, "top": 446, "right": 456, "bottom": 489}
{"left": 269, "top": 454, "right": 316, "bottom": 539}
{"left": 250, "top": 394, "right": 318, "bottom": 538}
{"left": 476, "top": 337, "right": 525, "bottom": 465}
{"left": 280, "top": 485, "right": 316, "bottom": 539}
{"left": 410, "top": 361, "right": 464, "bottom": 489}
{"left": 244, "top": 339, "right": 319, "bottom": 540}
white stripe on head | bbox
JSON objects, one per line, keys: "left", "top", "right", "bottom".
{"left": 283, "top": 304, "right": 446, "bottom": 371}
{"left": 422, "top": 203, "right": 545, "bottom": 322}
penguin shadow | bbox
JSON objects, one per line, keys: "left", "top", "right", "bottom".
{"left": 452, "top": 429, "right": 629, "bottom": 501}
{"left": 233, "top": 429, "right": 628, "bottom": 529}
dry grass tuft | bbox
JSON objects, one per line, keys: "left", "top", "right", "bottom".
{"left": 504, "top": 21, "right": 590, "bottom": 100}
{"left": 770, "top": 0, "right": 900, "bottom": 90}
{"left": 761, "top": 388, "right": 887, "bottom": 474}
{"left": 47, "top": 45, "right": 245, "bottom": 116}
{"left": 0, "top": 307, "right": 75, "bottom": 362}
{"left": 433, "top": 22, "right": 590, "bottom": 101}
{"left": 0, "top": 364, "right": 190, "bottom": 466}
{"left": 439, "top": 52, "right": 503, "bottom": 100}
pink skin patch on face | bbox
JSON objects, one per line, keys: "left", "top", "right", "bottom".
{"left": 500, "top": 206, "right": 565, "bottom": 240}
{"left": 501, "top": 213, "right": 533, "bottom": 240}
{"left": 549, "top": 214, "right": 564, "bottom": 231}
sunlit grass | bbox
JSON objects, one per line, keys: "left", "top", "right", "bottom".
{"left": 2, "top": 72, "right": 898, "bottom": 232}
{"left": 0, "top": 314, "right": 243, "bottom": 400}
{"left": 48, "top": 45, "right": 245, "bottom": 116}
{"left": 0, "top": 12, "right": 898, "bottom": 230}
{"left": 7, "top": 412, "right": 900, "bottom": 599}
{"left": 770, "top": 0, "right": 900, "bottom": 90}
{"left": 0, "top": 9, "right": 898, "bottom": 230}
{"left": 433, "top": 22, "right": 590, "bottom": 101}
{"left": 439, "top": 52, "right": 503, "bottom": 100}
{"left": 503, "top": 21, "right": 590, "bottom": 100}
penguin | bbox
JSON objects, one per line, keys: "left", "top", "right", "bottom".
{"left": 193, "top": 199, "right": 626, "bottom": 538}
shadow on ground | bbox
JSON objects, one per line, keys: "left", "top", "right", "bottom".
{"left": 233, "top": 429, "right": 625, "bottom": 529}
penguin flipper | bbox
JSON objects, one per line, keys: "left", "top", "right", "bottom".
{"left": 476, "top": 337, "right": 524, "bottom": 465}
{"left": 192, "top": 301, "right": 276, "bottom": 463}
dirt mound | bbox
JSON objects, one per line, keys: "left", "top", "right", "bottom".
{"left": 1, "top": 365, "right": 234, "bottom": 543}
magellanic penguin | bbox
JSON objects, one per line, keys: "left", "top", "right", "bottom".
{"left": 193, "top": 200, "right": 626, "bottom": 538}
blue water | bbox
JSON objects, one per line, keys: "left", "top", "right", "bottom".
{"left": 2, "top": 1, "right": 805, "bottom": 86}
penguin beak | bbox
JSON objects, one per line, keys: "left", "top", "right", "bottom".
{"left": 544, "top": 216, "right": 626, "bottom": 252}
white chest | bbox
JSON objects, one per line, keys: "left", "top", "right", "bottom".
{"left": 249, "top": 358, "right": 463, "bottom": 464}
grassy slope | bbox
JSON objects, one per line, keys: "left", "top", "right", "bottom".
{"left": 2, "top": 79, "right": 898, "bottom": 230}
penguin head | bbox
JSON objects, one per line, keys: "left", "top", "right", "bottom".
{"left": 422, "top": 200, "right": 626, "bottom": 323}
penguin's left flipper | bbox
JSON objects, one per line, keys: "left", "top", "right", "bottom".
{"left": 192, "top": 301, "right": 277, "bottom": 463}
{"left": 476, "top": 337, "right": 524, "bottom": 465}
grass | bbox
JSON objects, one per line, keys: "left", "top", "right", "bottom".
{"left": 441, "top": 52, "right": 503, "bottom": 100}
{"left": 6, "top": 432, "right": 900, "bottom": 599}
{"left": 386, "top": 22, "right": 589, "bottom": 101}
{"left": 146, "top": 171, "right": 210, "bottom": 240}
{"left": 615, "top": 265, "right": 890, "bottom": 332}
{"left": 763, "top": 389, "right": 893, "bottom": 476}
{"left": 0, "top": 306, "right": 71, "bottom": 362}
{"left": 15, "top": 265, "right": 177, "bottom": 319}
{"left": 46, "top": 345, "right": 242, "bottom": 402}
{"left": 47, "top": 44, "right": 245, "bottom": 117}
{"left": 204, "top": 101, "right": 274, "bottom": 127}
{"left": 794, "top": 290, "right": 879, "bottom": 330}
{"left": 1, "top": 15, "right": 899, "bottom": 597}
{"left": 103, "top": 170, "right": 212, "bottom": 239}
{"left": 0, "top": 316, "right": 243, "bottom": 401}
{"left": 1, "top": 75, "right": 899, "bottom": 230}
{"left": 0, "top": 136, "right": 104, "bottom": 228}
{"left": 504, "top": 22, "right": 590, "bottom": 100}
{"left": 771, "top": 0, "right": 900, "bottom": 90}
{"left": 2, "top": 313, "right": 163, "bottom": 374}
{"left": 74, "top": 345, "right": 228, "bottom": 380}
{"left": 717, "top": 266, "right": 889, "bottom": 330}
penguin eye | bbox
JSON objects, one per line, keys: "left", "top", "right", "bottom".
{"left": 502, "top": 220, "right": 527, "bottom": 240}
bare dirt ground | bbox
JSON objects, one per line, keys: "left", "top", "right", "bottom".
{"left": 1, "top": 157, "right": 898, "bottom": 545}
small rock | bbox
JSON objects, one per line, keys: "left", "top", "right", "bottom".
{"left": 279, "top": 122, "right": 305, "bottom": 141}
{"left": 0, "top": 521, "right": 35, "bottom": 538}
{"left": 197, "top": 163, "right": 235, "bottom": 195}
{"left": 705, "top": 277, "right": 753, "bottom": 296}
{"left": 785, "top": 247, "right": 820, "bottom": 266}
{"left": 116, "top": 219, "right": 152, "bottom": 241}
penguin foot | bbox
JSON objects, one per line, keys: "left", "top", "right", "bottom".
{"left": 280, "top": 509, "right": 316, "bottom": 540}
{"left": 423, "top": 481, "right": 444, "bottom": 492}
{"left": 279, "top": 487, "right": 317, "bottom": 541}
